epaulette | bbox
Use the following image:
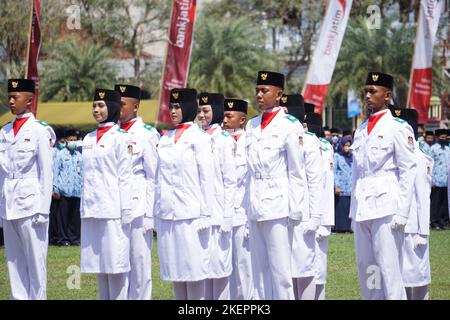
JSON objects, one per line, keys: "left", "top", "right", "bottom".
{"left": 393, "top": 118, "right": 406, "bottom": 124}
{"left": 36, "top": 120, "right": 49, "bottom": 127}
{"left": 285, "top": 114, "right": 299, "bottom": 123}
{"left": 221, "top": 131, "right": 230, "bottom": 137}
{"left": 319, "top": 137, "right": 328, "bottom": 143}
{"left": 143, "top": 124, "right": 155, "bottom": 132}
{"left": 117, "top": 128, "right": 127, "bottom": 133}
{"left": 305, "top": 131, "right": 314, "bottom": 136}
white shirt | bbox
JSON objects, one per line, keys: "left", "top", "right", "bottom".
{"left": 230, "top": 129, "right": 248, "bottom": 227}
{"left": 0, "top": 113, "right": 55, "bottom": 220}
{"left": 319, "top": 137, "right": 335, "bottom": 226}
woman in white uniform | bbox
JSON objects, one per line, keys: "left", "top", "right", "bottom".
{"left": 155, "top": 88, "right": 214, "bottom": 300}
{"left": 80, "top": 89, "right": 133, "bottom": 300}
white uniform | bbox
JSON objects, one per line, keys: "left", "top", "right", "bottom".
{"left": 0, "top": 113, "right": 54, "bottom": 300}
{"left": 401, "top": 146, "right": 433, "bottom": 298}
{"left": 290, "top": 130, "right": 323, "bottom": 300}
{"left": 155, "top": 123, "right": 214, "bottom": 298}
{"left": 205, "top": 124, "right": 237, "bottom": 300}
{"left": 314, "top": 138, "right": 335, "bottom": 300}
{"left": 350, "top": 110, "right": 417, "bottom": 300}
{"left": 123, "top": 117, "right": 159, "bottom": 300}
{"left": 80, "top": 124, "right": 133, "bottom": 300}
{"left": 229, "top": 129, "right": 254, "bottom": 300}
{"left": 245, "top": 108, "right": 306, "bottom": 300}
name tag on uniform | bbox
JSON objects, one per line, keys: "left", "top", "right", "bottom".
{"left": 99, "top": 145, "right": 105, "bottom": 148}
{"left": 24, "top": 138, "right": 31, "bottom": 142}
{"left": 83, "top": 144, "right": 93, "bottom": 149}
{"left": 159, "top": 143, "right": 172, "bottom": 149}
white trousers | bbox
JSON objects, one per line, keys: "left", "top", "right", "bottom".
{"left": 128, "top": 216, "right": 153, "bottom": 300}
{"left": 354, "top": 215, "right": 407, "bottom": 300}
{"left": 3, "top": 216, "right": 48, "bottom": 300}
{"left": 205, "top": 277, "right": 230, "bottom": 300}
{"left": 230, "top": 224, "right": 254, "bottom": 300}
{"left": 97, "top": 273, "right": 129, "bottom": 300}
{"left": 249, "top": 217, "right": 294, "bottom": 300}
{"left": 173, "top": 280, "right": 206, "bottom": 300}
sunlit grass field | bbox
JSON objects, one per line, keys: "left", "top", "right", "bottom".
{"left": 1, "top": 230, "right": 449, "bottom": 300}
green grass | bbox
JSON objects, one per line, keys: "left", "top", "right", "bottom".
{"left": 1, "top": 230, "right": 449, "bottom": 300}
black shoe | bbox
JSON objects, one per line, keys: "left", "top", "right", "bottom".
{"left": 59, "top": 241, "right": 71, "bottom": 246}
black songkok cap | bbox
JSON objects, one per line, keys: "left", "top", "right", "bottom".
{"left": 198, "top": 92, "right": 225, "bottom": 125}
{"left": 114, "top": 84, "right": 141, "bottom": 100}
{"left": 8, "top": 79, "right": 35, "bottom": 93}
{"left": 304, "top": 102, "right": 316, "bottom": 114}
{"left": 170, "top": 88, "right": 198, "bottom": 123}
{"left": 256, "top": 71, "right": 285, "bottom": 89}
{"left": 93, "top": 88, "right": 121, "bottom": 123}
{"left": 365, "top": 72, "right": 394, "bottom": 90}
{"left": 224, "top": 99, "right": 248, "bottom": 114}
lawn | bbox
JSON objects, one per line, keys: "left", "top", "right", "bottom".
{"left": 1, "top": 230, "right": 449, "bottom": 300}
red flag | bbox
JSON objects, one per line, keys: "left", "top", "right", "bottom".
{"left": 407, "top": 0, "right": 444, "bottom": 123}
{"left": 156, "top": 0, "right": 197, "bottom": 127}
{"left": 25, "top": 0, "right": 41, "bottom": 116}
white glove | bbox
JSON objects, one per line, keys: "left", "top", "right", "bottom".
{"left": 288, "top": 217, "right": 301, "bottom": 228}
{"left": 121, "top": 209, "right": 133, "bottom": 226}
{"left": 143, "top": 217, "right": 154, "bottom": 234}
{"left": 303, "top": 215, "right": 321, "bottom": 235}
{"left": 413, "top": 234, "right": 428, "bottom": 249}
{"left": 219, "top": 217, "right": 233, "bottom": 234}
{"left": 196, "top": 217, "right": 211, "bottom": 233}
{"left": 32, "top": 214, "right": 48, "bottom": 225}
{"left": 316, "top": 226, "right": 332, "bottom": 241}
{"left": 391, "top": 214, "right": 408, "bottom": 231}
{"left": 243, "top": 222, "right": 249, "bottom": 239}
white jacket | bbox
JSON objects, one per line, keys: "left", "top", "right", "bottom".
{"left": 80, "top": 124, "right": 133, "bottom": 219}
{"left": 319, "top": 137, "right": 335, "bottom": 226}
{"left": 350, "top": 110, "right": 417, "bottom": 222}
{"left": 245, "top": 108, "right": 306, "bottom": 221}
{"left": 125, "top": 117, "right": 160, "bottom": 219}
{"left": 155, "top": 123, "right": 214, "bottom": 220}
{"left": 0, "top": 114, "right": 55, "bottom": 220}
{"left": 231, "top": 129, "right": 248, "bottom": 227}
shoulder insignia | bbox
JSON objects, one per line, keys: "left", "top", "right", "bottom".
{"left": 319, "top": 137, "right": 327, "bottom": 143}
{"left": 285, "top": 114, "right": 299, "bottom": 122}
{"left": 393, "top": 118, "right": 406, "bottom": 124}
{"left": 305, "top": 131, "right": 314, "bottom": 136}
{"left": 36, "top": 120, "right": 49, "bottom": 127}
{"left": 221, "top": 131, "right": 230, "bottom": 137}
{"left": 117, "top": 128, "right": 127, "bottom": 133}
{"left": 143, "top": 124, "right": 154, "bottom": 132}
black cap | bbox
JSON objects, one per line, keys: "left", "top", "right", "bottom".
{"left": 93, "top": 89, "right": 121, "bottom": 123}
{"left": 435, "top": 129, "right": 448, "bottom": 136}
{"left": 330, "top": 127, "right": 341, "bottom": 134}
{"left": 198, "top": 92, "right": 225, "bottom": 125}
{"left": 304, "top": 113, "right": 323, "bottom": 137}
{"left": 65, "top": 128, "right": 79, "bottom": 138}
{"left": 425, "top": 131, "right": 434, "bottom": 136}
{"left": 170, "top": 88, "right": 198, "bottom": 123}
{"left": 342, "top": 130, "right": 352, "bottom": 136}
{"left": 224, "top": 99, "right": 248, "bottom": 114}
{"left": 256, "top": 71, "right": 285, "bottom": 89}
{"left": 280, "top": 94, "right": 304, "bottom": 108}
{"left": 365, "top": 72, "right": 394, "bottom": 90}
{"left": 304, "top": 102, "right": 315, "bottom": 114}
{"left": 114, "top": 84, "right": 141, "bottom": 100}
{"left": 8, "top": 79, "right": 35, "bottom": 93}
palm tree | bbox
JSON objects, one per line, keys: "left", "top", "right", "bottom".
{"left": 189, "top": 16, "right": 278, "bottom": 102}
{"left": 40, "top": 38, "right": 117, "bottom": 102}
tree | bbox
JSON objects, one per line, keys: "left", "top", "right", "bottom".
{"left": 40, "top": 38, "right": 117, "bottom": 102}
{"left": 189, "top": 16, "right": 277, "bottom": 101}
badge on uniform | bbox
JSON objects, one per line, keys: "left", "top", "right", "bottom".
{"left": 319, "top": 146, "right": 323, "bottom": 155}
{"left": 298, "top": 136, "right": 303, "bottom": 146}
{"left": 330, "top": 161, "right": 334, "bottom": 170}
{"left": 378, "top": 135, "right": 383, "bottom": 140}
{"left": 24, "top": 138, "right": 30, "bottom": 142}
{"left": 128, "top": 145, "right": 133, "bottom": 155}
{"left": 427, "top": 166, "right": 431, "bottom": 175}
{"left": 408, "top": 136, "right": 414, "bottom": 145}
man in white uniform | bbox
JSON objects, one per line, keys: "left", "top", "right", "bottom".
{"left": 246, "top": 71, "right": 306, "bottom": 300}
{"left": 223, "top": 98, "right": 254, "bottom": 300}
{"left": 115, "top": 84, "right": 159, "bottom": 300}
{"left": 197, "top": 92, "right": 236, "bottom": 300}
{"left": 391, "top": 108, "right": 432, "bottom": 300}
{"left": 0, "top": 78, "right": 55, "bottom": 299}
{"left": 281, "top": 96, "right": 323, "bottom": 300}
{"left": 350, "top": 72, "right": 417, "bottom": 300}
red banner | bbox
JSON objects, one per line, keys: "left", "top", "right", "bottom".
{"left": 302, "top": 84, "right": 329, "bottom": 113}
{"left": 156, "top": 0, "right": 197, "bottom": 127}
{"left": 25, "top": 0, "right": 41, "bottom": 116}
{"left": 409, "top": 68, "right": 433, "bottom": 123}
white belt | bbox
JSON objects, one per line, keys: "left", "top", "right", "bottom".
{"left": 7, "top": 172, "right": 38, "bottom": 179}
{"left": 254, "top": 172, "right": 271, "bottom": 179}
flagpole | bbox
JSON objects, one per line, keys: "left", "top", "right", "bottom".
{"left": 406, "top": 0, "right": 421, "bottom": 109}
{"left": 155, "top": 0, "right": 175, "bottom": 130}
{"left": 25, "top": 0, "right": 34, "bottom": 78}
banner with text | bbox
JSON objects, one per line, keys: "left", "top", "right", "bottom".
{"left": 407, "top": 0, "right": 444, "bottom": 123}
{"left": 157, "top": 0, "right": 197, "bottom": 126}
{"left": 302, "top": 0, "right": 353, "bottom": 114}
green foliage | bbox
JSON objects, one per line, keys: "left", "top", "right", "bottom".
{"left": 40, "top": 38, "right": 117, "bottom": 102}
{"left": 189, "top": 16, "right": 278, "bottom": 102}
